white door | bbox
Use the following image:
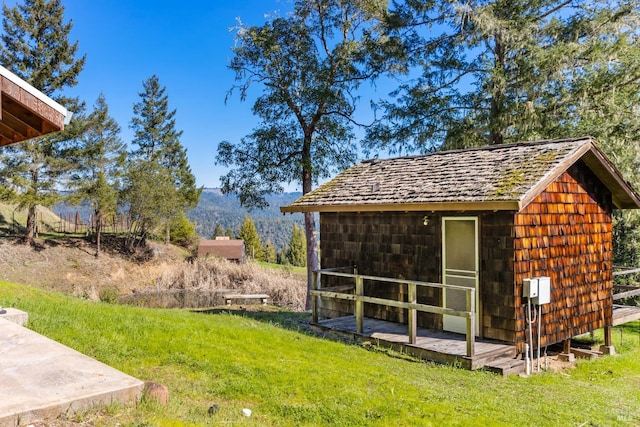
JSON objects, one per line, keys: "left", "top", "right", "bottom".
{"left": 442, "top": 217, "right": 479, "bottom": 335}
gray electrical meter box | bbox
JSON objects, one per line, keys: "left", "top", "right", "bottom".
{"left": 535, "top": 276, "right": 551, "bottom": 305}
{"left": 523, "top": 278, "right": 538, "bottom": 298}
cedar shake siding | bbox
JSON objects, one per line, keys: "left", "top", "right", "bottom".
{"left": 512, "top": 162, "right": 613, "bottom": 352}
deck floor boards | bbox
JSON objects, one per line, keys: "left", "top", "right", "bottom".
{"left": 316, "top": 316, "right": 516, "bottom": 368}
{"left": 613, "top": 304, "right": 640, "bottom": 326}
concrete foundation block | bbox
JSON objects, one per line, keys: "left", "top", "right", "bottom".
{"left": 0, "top": 307, "right": 28, "bottom": 326}
{"left": 599, "top": 345, "right": 616, "bottom": 356}
{"left": 557, "top": 352, "right": 576, "bottom": 362}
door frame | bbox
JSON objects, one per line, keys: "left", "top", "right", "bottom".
{"left": 442, "top": 216, "right": 480, "bottom": 335}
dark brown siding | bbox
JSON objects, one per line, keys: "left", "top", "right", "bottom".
{"left": 513, "top": 162, "right": 613, "bottom": 352}
{"left": 320, "top": 211, "right": 442, "bottom": 328}
{"left": 479, "top": 211, "right": 517, "bottom": 343}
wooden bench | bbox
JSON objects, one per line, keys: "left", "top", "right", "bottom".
{"left": 224, "top": 293, "right": 269, "bottom": 306}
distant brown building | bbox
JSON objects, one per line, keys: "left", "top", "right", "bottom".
{"left": 198, "top": 238, "right": 245, "bottom": 263}
{"left": 282, "top": 137, "right": 640, "bottom": 355}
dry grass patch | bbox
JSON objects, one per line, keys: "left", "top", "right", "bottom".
{"left": 154, "top": 257, "right": 307, "bottom": 310}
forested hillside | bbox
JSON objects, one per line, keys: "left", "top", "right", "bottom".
{"left": 187, "top": 188, "right": 304, "bottom": 251}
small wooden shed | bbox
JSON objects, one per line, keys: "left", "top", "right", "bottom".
{"left": 198, "top": 238, "right": 245, "bottom": 263}
{"left": 282, "top": 137, "right": 640, "bottom": 355}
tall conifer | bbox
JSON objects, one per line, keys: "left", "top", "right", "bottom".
{"left": 125, "top": 75, "right": 200, "bottom": 246}
{"left": 0, "top": 0, "right": 85, "bottom": 244}
{"left": 70, "top": 94, "right": 126, "bottom": 256}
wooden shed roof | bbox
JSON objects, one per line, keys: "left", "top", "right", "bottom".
{"left": 281, "top": 137, "right": 640, "bottom": 213}
{"left": 0, "top": 65, "right": 69, "bottom": 147}
{"left": 198, "top": 239, "right": 245, "bottom": 259}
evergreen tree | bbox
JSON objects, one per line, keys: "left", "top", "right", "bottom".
{"left": 224, "top": 226, "right": 235, "bottom": 239}
{"left": 238, "top": 215, "right": 263, "bottom": 260}
{"left": 125, "top": 75, "right": 201, "bottom": 246}
{"left": 0, "top": 0, "right": 85, "bottom": 244}
{"left": 70, "top": 94, "right": 126, "bottom": 256}
{"left": 212, "top": 222, "right": 225, "bottom": 239}
{"left": 286, "top": 223, "right": 306, "bottom": 267}
{"left": 123, "top": 160, "right": 175, "bottom": 251}
{"left": 263, "top": 239, "right": 278, "bottom": 264}
{"left": 366, "top": 0, "right": 640, "bottom": 152}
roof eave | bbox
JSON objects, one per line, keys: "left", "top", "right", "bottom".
{"left": 281, "top": 201, "right": 520, "bottom": 214}
{"left": 580, "top": 145, "right": 640, "bottom": 209}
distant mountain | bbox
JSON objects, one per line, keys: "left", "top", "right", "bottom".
{"left": 189, "top": 189, "right": 305, "bottom": 251}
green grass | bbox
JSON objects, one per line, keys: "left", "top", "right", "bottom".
{"left": 2, "top": 281, "right": 640, "bottom": 426}
{"left": 257, "top": 260, "right": 307, "bottom": 277}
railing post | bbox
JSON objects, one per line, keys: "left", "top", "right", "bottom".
{"left": 312, "top": 271, "right": 319, "bottom": 323}
{"left": 466, "top": 288, "right": 475, "bottom": 357}
{"left": 408, "top": 282, "right": 417, "bottom": 344}
{"left": 355, "top": 274, "right": 364, "bottom": 334}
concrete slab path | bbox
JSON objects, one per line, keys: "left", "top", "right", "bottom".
{"left": 0, "top": 315, "right": 143, "bottom": 426}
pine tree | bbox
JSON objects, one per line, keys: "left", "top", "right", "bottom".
{"left": 366, "top": 0, "right": 640, "bottom": 152}
{"left": 0, "top": 0, "right": 85, "bottom": 244}
{"left": 70, "top": 94, "right": 126, "bottom": 256}
{"left": 238, "top": 215, "right": 263, "bottom": 260}
{"left": 263, "top": 239, "right": 278, "bottom": 264}
{"left": 286, "top": 223, "right": 306, "bottom": 267}
{"left": 125, "top": 75, "right": 201, "bottom": 246}
{"left": 212, "top": 223, "right": 225, "bottom": 239}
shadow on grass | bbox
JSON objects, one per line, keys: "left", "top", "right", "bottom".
{"left": 194, "top": 306, "right": 313, "bottom": 334}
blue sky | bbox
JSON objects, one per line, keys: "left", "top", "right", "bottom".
{"left": 56, "top": 0, "right": 299, "bottom": 190}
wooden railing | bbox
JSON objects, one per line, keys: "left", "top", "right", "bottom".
{"left": 613, "top": 267, "right": 640, "bottom": 300}
{"left": 311, "top": 266, "right": 476, "bottom": 357}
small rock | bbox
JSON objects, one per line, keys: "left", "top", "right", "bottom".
{"left": 208, "top": 404, "right": 220, "bottom": 415}
{"left": 242, "top": 408, "right": 252, "bottom": 417}
{"left": 143, "top": 381, "right": 169, "bottom": 405}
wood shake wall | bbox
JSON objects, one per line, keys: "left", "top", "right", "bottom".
{"left": 512, "top": 161, "right": 613, "bottom": 352}
{"left": 320, "top": 211, "right": 442, "bottom": 328}
{"left": 479, "top": 211, "right": 517, "bottom": 343}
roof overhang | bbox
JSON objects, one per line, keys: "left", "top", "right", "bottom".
{"left": 580, "top": 145, "right": 640, "bottom": 209}
{"left": 280, "top": 200, "right": 520, "bottom": 214}
{"left": 0, "top": 65, "right": 69, "bottom": 147}
{"left": 517, "top": 139, "right": 640, "bottom": 210}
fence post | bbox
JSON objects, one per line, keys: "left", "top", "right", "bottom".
{"left": 312, "top": 271, "right": 319, "bottom": 323}
{"left": 355, "top": 274, "right": 364, "bottom": 334}
{"left": 466, "top": 289, "right": 475, "bottom": 357}
{"left": 408, "top": 282, "right": 417, "bottom": 344}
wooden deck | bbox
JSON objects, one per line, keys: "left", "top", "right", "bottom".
{"left": 612, "top": 304, "right": 640, "bottom": 326}
{"left": 313, "top": 316, "right": 520, "bottom": 372}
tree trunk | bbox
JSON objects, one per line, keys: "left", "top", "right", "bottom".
{"left": 165, "top": 223, "right": 170, "bottom": 245}
{"left": 95, "top": 210, "right": 102, "bottom": 257}
{"left": 489, "top": 33, "right": 506, "bottom": 145}
{"left": 301, "top": 135, "right": 318, "bottom": 311}
{"left": 24, "top": 204, "right": 36, "bottom": 245}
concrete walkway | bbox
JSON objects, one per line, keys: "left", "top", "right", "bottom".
{"left": 0, "top": 310, "right": 143, "bottom": 426}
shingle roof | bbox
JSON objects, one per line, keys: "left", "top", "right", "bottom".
{"left": 281, "top": 137, "right": 640, "bottom": 213}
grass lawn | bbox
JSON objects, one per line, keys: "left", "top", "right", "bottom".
{"left": 2, "top": 281, "right": 640, "bottom": 426}
{"left": 257, "top": 260, "right": 307, "bottom": 277}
